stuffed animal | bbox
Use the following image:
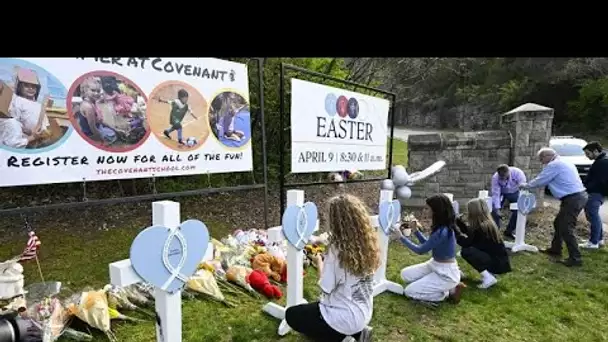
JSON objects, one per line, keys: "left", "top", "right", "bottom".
{"left": 251, "top": 253, "right": 286, "bottom": 282}
{"left": 267, "top": 242, "right": 286, "bottom": 261}
{"left": 246, "top": 270, "right": 282, "bottom": 299}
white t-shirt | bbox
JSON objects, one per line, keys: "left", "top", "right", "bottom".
{"left": 0, "top": 118, "right": 28, "bottom": 148}
{"left": 319, "top": 248, "right": 374, "bottom": 336}
{"left": 9, "top": 95, "right": 48, "bottom": 134}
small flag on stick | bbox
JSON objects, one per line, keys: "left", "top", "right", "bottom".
{"left": 19, "top": 231, "right": 45, "bottom": 283}
{"left": 20, "top": 231, "right": 41, "bottom": 262}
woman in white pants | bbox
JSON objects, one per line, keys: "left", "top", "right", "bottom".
{"left": 392, "top": 194, "right": 465, "bottom": 303}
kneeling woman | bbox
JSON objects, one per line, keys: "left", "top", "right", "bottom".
{"left": 455, "top": 198, "right": 511, "bottom": 289}
{"left": 285, "top": 194, "right": 379, "bottom": 342}
{"left": 392, "top": 194, "right": 464, "bottom": 303}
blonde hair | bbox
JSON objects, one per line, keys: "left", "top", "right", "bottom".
{"left": 466, "top": 198, "right": 502, "bottom": 243}
{"left": 327, "top": 194, "right": 380, "bottom": 277}
{"left": 80, "top": 77, "right": 101, "bottom": 94}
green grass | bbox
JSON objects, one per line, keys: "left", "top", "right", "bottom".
{"left": 390, "top": 138, "right": 408, "bottom": 166}
{"left": 4, "top": 225, "right": 608, "bottom": 342}
{"left": 6, "top": 138, "right": 608, "bottom": 341}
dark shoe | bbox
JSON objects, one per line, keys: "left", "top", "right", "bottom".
{"left": 448, "top": 282, "right": 466, "bottom": 304}
{"left": 540, "top": 248, "right": 562, "bottom": 257}
{"left": 558, "top": 259, "right": 582, "bottom": 267}
{"left": 503, "top": 232, "right": 515, "bottom": 240}
{"left": 163, "top": 130, "right": 171, "bottom": 139}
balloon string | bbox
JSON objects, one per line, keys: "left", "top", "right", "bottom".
{"left": 160, "top": 228, "right": 189, "bottom": 291}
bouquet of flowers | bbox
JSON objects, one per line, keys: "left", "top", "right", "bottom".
{"left": 103, "top": 284, "right": 153, "bottom": 318}
{"left": 186, "top": 269, "right": 237, "bottom": 307}
{"left": 66, "top": 289, "right": 116, "bottom": 342}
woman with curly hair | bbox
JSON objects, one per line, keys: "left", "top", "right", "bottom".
{"left": 392, "top": 193, "right": 465, "bottom": 304}
{"left": 285, "top": 194, "right": 379, "bottom": 342}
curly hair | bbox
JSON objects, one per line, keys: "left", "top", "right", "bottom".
{"left": 327, "top": 194, "right": 380, "bottom": 277}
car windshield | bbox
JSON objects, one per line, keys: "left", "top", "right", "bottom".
{"left": 552, "top": 143, "right": 585, "bottom": 157}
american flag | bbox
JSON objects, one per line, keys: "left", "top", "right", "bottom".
{"left": 20, "top": 231, "right": 41, "bottom": 262}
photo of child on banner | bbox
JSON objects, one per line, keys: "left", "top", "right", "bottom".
{"left": 68, "top": 71, "right": 149, "bottom": 152}
{"left": 0, "top": 59, "right": 70, "bottom": 150}
{"left": 209, "top": 91, "right": 252, "bottom": 148}
{"left": 147, "top": 81, "right": 209, "bottom": 151}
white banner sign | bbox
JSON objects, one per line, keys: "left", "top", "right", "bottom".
{"left": 0, "top": 58, "right": 253, "bottom": 187}
{"left": 290, "top": 78, "right": 389, "bottom": 173}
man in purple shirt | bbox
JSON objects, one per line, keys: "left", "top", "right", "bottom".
{"left": 491, "top": 165, "right": 527, "bottom": 239}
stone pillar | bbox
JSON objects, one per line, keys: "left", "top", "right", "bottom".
{"left": 501, "top": 103, "right": 554, "bottom": 199}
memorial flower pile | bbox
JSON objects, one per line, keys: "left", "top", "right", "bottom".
{"left": 0, "top": 227, "right": 330, "bottom": 341}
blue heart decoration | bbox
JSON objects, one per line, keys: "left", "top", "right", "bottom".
{"left": 282, "top": 202, "right": 318, "bottom": 250}
{"left": 130, "top": 219, "right": 209, "bottom": 294}
{"left": 517, "top": 191, "right": 537, "bottom": 216}
{"left": 378, "top": 200, "right": 401, "bottom": 235}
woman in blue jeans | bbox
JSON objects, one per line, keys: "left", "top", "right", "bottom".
{"left": 580, "top": 142, "right": 608, "bottom": 249}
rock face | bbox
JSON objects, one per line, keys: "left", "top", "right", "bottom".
{"left": 404, "top": 103, "right": 554, "bottom": 206}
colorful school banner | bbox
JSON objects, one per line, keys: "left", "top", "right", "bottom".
{"left": 290, "top": 78, "right": 389, "bottom": 173}
{"left": 0, "top": 58, "right": 253, "bottom": 187}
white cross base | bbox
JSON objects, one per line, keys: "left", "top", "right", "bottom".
{"left": 108, "top": 201, "right": 214, "bottom": 342}
{"left": 503, "top": 203, "right": 538, "bottom": 253}
{"left": 372, "top": 189, "right": 403, "bottom": 296}
{"left": 262, "top": 190, "right": 319, "bottom": 336}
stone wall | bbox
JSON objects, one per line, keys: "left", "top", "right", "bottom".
{"left": 405, "top": 131, "right": 512, "bottom": 206}
{"left": 394, "top": 101, "right": 501, "bottom": 131}
{"left": 403, "top": 103, "right": 555, "bottom": 206}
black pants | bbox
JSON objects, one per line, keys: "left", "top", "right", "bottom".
{"left": 551, "top": 192, "right": 588, "bottom": 261}
{"left": 285, "top": 302, "right": 360, "bottom": 342}
{"left": 461, "top": 247, "right": 510, "bottom": 274}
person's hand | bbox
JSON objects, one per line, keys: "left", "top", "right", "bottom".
{"left": 312, "top": 254, "right": 323, "bottom": 268}
{"left": 519, "top": 182, "right": 529, "bottom": 190}
{"left": 492, "top": 209, "right": 501, "bottom": 219}
{"left": 390, "top": 226, "right": 404, "bottom": 241}
{"left": 413, "top": 219, "right": 423, "bottom": 231}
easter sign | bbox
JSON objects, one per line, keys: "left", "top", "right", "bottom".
{"left": 289, "top": 78, "right": 390, "bottom": 173}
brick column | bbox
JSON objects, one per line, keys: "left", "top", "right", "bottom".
{"left": 501, "top": 103, "right": 554, "bottom": 200}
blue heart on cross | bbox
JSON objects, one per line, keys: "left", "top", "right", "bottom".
{"left": 378, "top": 200, "right": 401, "bottom": 235}
{"left": 129, "top": 220, "right": 209, "bottom": 294}
{"left": 517, "top": 191, "right": 537, "bottom": 216}
{"left": 282, "top": 202, "right": 318, "bottom": 250}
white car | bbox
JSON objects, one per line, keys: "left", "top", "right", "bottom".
{"left": 549, "top": 136, "right": 593, "bottom": 181}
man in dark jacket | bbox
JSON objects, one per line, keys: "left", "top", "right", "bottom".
{"left": 580, "top": 141, "right": 608, "bottom": 249}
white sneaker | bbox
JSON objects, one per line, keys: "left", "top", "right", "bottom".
{"left": 342, "top": 337, "right": 356, "bottom": 342}
{"left": 579, "top": 241, "right": 599, "bottom": 249}
{"left": 599, "top": 240, "right": 605, "bottom": 246}
{"left": 478, "top": 275, "right": 498, "bottom": 289}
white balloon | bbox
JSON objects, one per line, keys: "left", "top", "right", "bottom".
{"left": 396, "top": 185, "right": 412, "bottom": 200}
{"left": 391, "top": 165, "right": 406, "bottom": 175}
{"left": 381, "top": 179, "right": 395, "bottom": 191}
{"left": 391, "top": 168, "right": 410, "bottom": 186}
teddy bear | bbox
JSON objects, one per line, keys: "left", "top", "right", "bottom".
{"left": 246, "top": 270, "right": 282, "bottom": 299}
{"left": 251, "top": 252, "right": 287, "bottom": 283}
